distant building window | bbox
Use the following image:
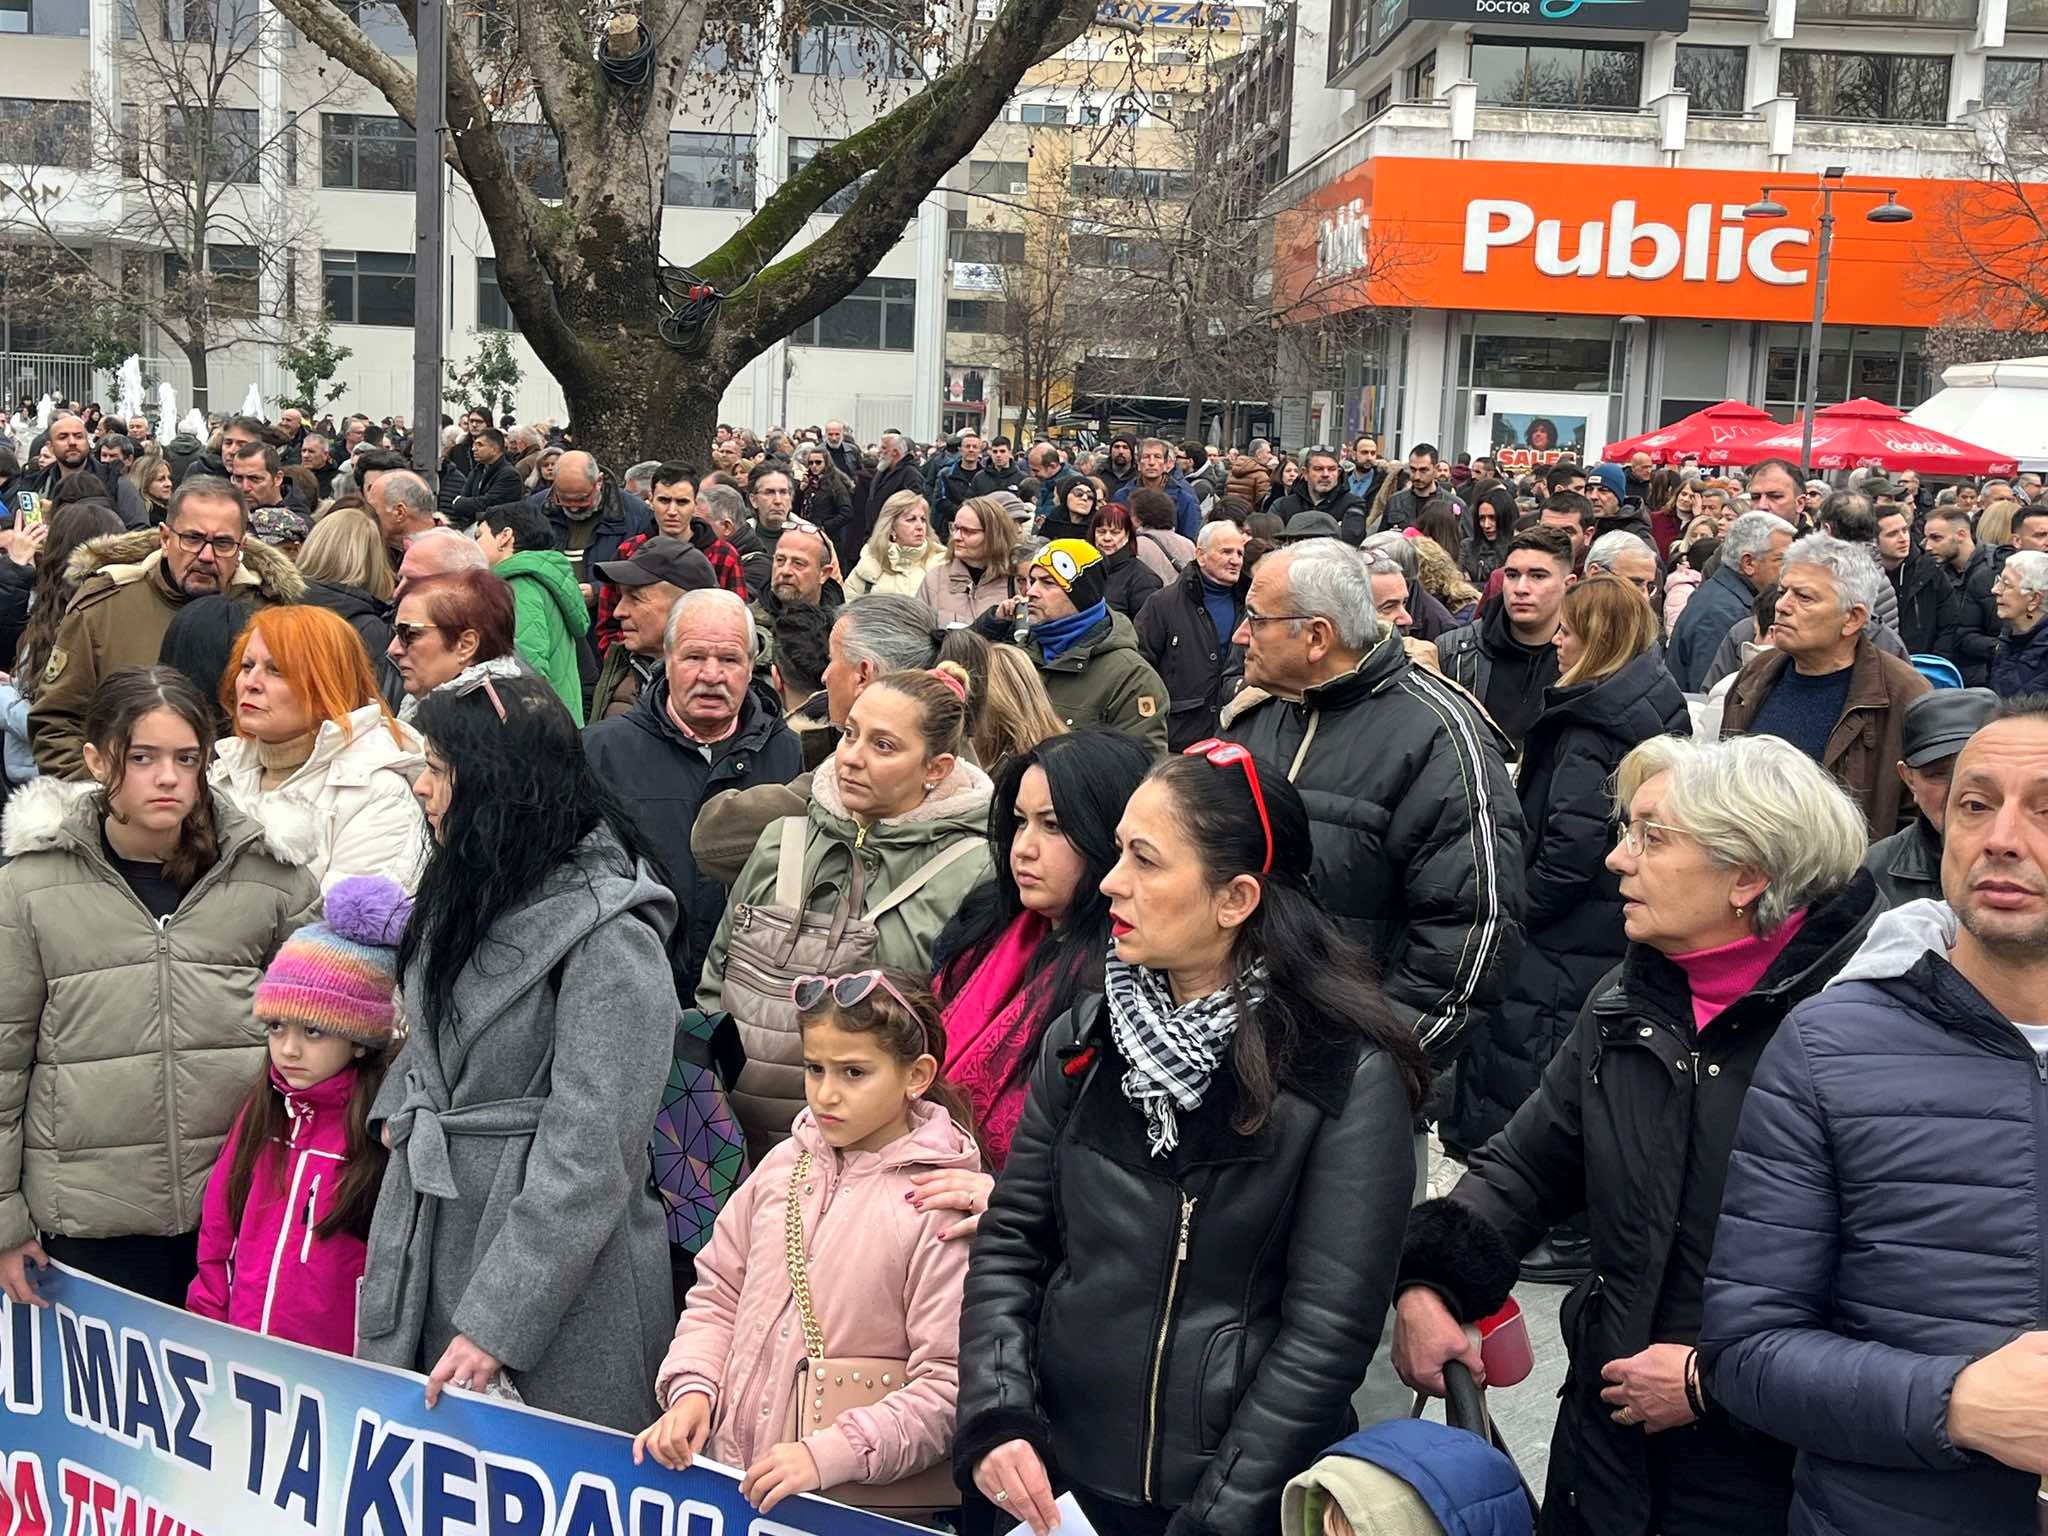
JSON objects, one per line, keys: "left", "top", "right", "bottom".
{"left": 324, "top": 249, "right": 415, "bottom": 326}
{"left": 1986, "top": 56, "right": 2048, "bottom": 113}
{"left": 1675, "top": 44, "right": 1747, "bottom": 116}
{"left": 0, "top": 0, "right": 88, "bottom": 36}
{"left": 0, "top": 97, "right": 89, "bottom": 168}
{"left": 166, "top": 105, "right": 269, "bottom": 186}
{"left": 338, "top": 0, "right": 412, "bottom": 49}
{"left": 1364, "top": 84, "right": 1392, "bottom": 116}
{"left": 787, "top": 137, "right": 865, "bottom": 216}
{"left": 165, "top": 245, "right": 261, "bottom": 318}
{"left": 1018, "top": 103, "right": 1069, "bottom": 124}
{"left": 1471, "top": 37, "right": 1642, "bottom": 109}
{"left": 1070, "top": 233, "right": 1169, "bottom": 267}
{"left": 948, "top": 298, "right": 1005, "bottom": 330}
{"left": 1796, "top": 0, "right": 1971, "bottom": 23}
{"left": 477, "top": 257, "right": 511, "bottom": 331}
{"left": 1405, "top": 53, "right": 1436, "bottom": 101}
{"left": 1069, "top": 163, "right": 1192, "bottom": 199}
{"left": 162, "top": 0, "right": 259, "bottom": 42}
{"left": 499, "top": 122, "right": 565, "bottom": 200}
{"left": 790, "top": 1, "right": 915, "bottom": 75}
{"left": 968, "top": 159, "right": 1030, "bottom": 194}
{"left": 322, "top": 113, "right": 415, "bottom": 191}
{"left": 792, "top": 277, "right": 916, "bottom": 350}
{"left": 665, "top": 131, "right": 755, "bottom": 208}
{"left": 949, "top": 228, "right": 1026, "bottom": 264}
{"left": 1778, "top": 48, "right": 1950, "bottom": 123}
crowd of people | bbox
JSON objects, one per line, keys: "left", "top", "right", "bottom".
{"left": 3, "top": 393, "right": 2048, "bottom": 1535}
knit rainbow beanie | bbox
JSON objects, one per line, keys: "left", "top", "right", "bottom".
{"left": 253, "top": 876, "right": 411, "bottom": 1048}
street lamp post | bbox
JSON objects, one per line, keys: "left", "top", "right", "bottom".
{"left": 1743, "top": 168, "right": 1913, "bottom": 474}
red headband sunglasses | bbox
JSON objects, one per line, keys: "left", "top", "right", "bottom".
{"left": 1183, "top": 738, "right": 1273, "bottom": 874}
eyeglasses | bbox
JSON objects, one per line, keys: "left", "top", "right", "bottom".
{"left": 1242, "top": 605, "right": 1313, "bottom": 627}
{"left": 1184, "top": 738, "right": 1273, "bottom": 873}
{"left": 791, "top": 970, "right": 919, "bottom": 1015}
{"left": 171, "top": 530, "right": 243, "bottom": 558}
{"left": 1615, "top": 818, "right": 1687, "bottom": 856}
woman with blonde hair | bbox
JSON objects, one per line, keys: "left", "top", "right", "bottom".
{"left": 296, "top": 506, "right": 400, "bottom": 705}
{"left": 210, "top": 605, "right": 428, "bottom": 892}
{"left": 128, "top": 449, "right": 174, "bottom": 524}
{"left": 1445, "top": 574, "right": 1689, "bottom": 1158}
{"left": 920, "top": 495, "right": 1022, "bottom": 625}
{"left": 975, "top": 643, "right": 1067, "bottom": 776}
{"left": 1411, "top": 535, "right": 1480, "bottom": 624}
{"left": 846, "top": 489, "right": 948, "bottom": 597}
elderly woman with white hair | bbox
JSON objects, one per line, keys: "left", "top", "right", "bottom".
{"left": 1394, "top": 733, "right": 1880, "bottom": 1536}
{"left": 1991, "top": 549, "right": 2048, "bottom": 698}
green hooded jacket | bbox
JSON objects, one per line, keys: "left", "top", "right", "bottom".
{"left": 498, "top": 548, "right": 592, "bottom": 725}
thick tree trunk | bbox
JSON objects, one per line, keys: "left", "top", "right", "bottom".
{"left": 553, "top": 327, "right": 733, "bottom": 470}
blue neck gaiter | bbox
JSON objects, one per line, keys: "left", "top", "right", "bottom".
{"left": 1035, "top": 600, "right": 1108, "bottom": 662}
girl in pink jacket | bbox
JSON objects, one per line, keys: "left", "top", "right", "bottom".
{"left": 188, "top": 877, "right": 407, "bottom": 1353}
{"left": 635, "top": 968, "right": 982, "bottom": 1515}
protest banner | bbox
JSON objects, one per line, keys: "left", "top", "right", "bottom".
{"left": 0, "top": 1263, "right": 922, "bottom": 1536}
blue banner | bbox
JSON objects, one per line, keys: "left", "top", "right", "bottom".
{"left": 0, "top": 1264, "right": 925, "bottom": 1536}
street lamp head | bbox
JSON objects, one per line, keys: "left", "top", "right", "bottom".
{"left": 1823, "top": 165, "right": 1849, "bottom": 180}
{"left": 1866, "top": 198, "right": 1914, "bottom": 224}
{"left": 1743, "top": 199, "right": 1789, "bottom": 220}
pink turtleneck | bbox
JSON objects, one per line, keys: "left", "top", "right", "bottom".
{"left": 1668, "top": 908, "right": 1809, "bottom": 1031}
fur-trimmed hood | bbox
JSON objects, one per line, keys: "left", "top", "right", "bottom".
{"left": 1, "top": 774, "right": 321, "bottom": 868}
{"left": 66, "top": 527, "right": 306, "bottom": 604}
{"left": 812, "top": 747, "right": 993, "bottom": 831}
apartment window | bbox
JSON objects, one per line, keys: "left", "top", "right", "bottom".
{"left": 339, "top": 0, "right": 412, "bottom": 48}
{"left": 1018, "top": 103, "right": 1069, "bottom": 124}
{"left": 322, "top": 113, "right": 415, "bottom": 191}
{"left": 1986, "top": 56, "right": 2048, "bottom": 112}
{"left": 790, "top": 2, "right": 915, "bottom": 75}
{"left": 166, "top": 106, "right": 265, "bottom": 186}
{"left": 477, "top": 257, "right": 511, "bottom": 330}
{"left": 1405, "top": 54, "right": 1436, "bottom": 101}
{"left": 1328, "top": 0, "right": 1369, "bottom": 76}
{"left": 1079, "top": 104, "right": 1102, "bottom": 124}
{"left": 1364, "top": 84, "right": 1392, "bottom": 116}
{"left": 1472, "top": 38, "right": 1641, "bottom": 109}
{"left": 948, "top": 298, "right": 1005, "bottom": 330}
{"left": 968, "top": 159, "right": 1030, "bottom": 194}
{"left": 1069, "top": 163, "right": 1193, "bottom": 199}
{"left": 1675, "top": 44, "right": 1747, "bottom": 115}
{"left": 499, "top": 122, "right": 565, "bottom": 200}
{"left": 164, "top": 245, "right": 260, "bottom": 317}
{"left": 0, "top": 0, "right": 87, "bottom": 35}
{"left": 324, "top": 249, "right": 415, "bottom": 326}
{"left": 2012, "top": 0, "right": 2048, "bottom": 30}
{"left": 1070, "top": 233, "right": 1169, "bottom": 267}
{"left": 162, "top": 0, "right": 260, "bottom": 41}
{"left": 1796, "top": 0, "right": 1971, "bottom": 23}
{"left": 787, "top": 137, "right": 866, "bottom": 216}
{"left": 949, "top": 228, "right": 1026, "bottom": 264}
{"left": 0, "top": 99, "right": 90, "bottom": 168}
{"left": 665, "top": 131, "right": 755, "bottom": 207}
{"left": 1778, "top": 48, "right": 1950, "bottom": 123}
{"left": 791, "top": 277, "right": 916, "bottom": 350}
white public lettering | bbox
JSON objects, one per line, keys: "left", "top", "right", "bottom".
{"left": 1460, "top": 197, "right": 1812, "bottom": 285}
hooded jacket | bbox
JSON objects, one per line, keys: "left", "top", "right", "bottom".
{"left": 657, "top": 1101, "right": 978, "bottom": 1488}
{"left": 1221, "top": 631, "right": 1524, "bottom": 1066}
{"left": 956, "top": 994, "right": 1416, "bottom": 1536}
{"left": 845, "top": 537, "right": 947, "bottom": 599}
{"left": 695, "top": 754, "right": 994, "bottom": 1145}
{"left": 210, "top": 704, "right": 428, "bottom": 894}
{"left": 1700, "top": 900, "right": 2045, "bottom": 1536}
{"left": 0, "top": 780, "right": 320, "bottom": 1251}
{"left": 1942, "top": 542, "right": 2001, "bottom": 687}
{"left": 1271, "top": 482, "right": 1370, "bottom": 547}
{"left": 1404, "top": 872, "right": 1881, "bottom": 1536}
{"left": 583, "top": 678, "right": 803, "bottom": 999}
{"left": 1024, "top": 609, "right": 1169, "bottom": 752}
{"left": 1444, "top": 649, "right": 1690, "bottom": 1152}
{"left": 1135, "top": 561, "right": 1248, "bottom": 752}
{"left": 188, "top": 1062, "right": 372, "bottom": 1354}
{"left": 1434, "top": 601, "right": 1561, "bottom": 750}
{"left": 299, "top": 580, "right": 404, "bottom": 710}
{"left": 496, "top": 548, "right": 593, "bottom": 725}
{"left": 861, "top": 454, "right": 928, "bottom": 540}
{"left": 28, "top": 528, "right": 304, "bottom": 780}
{"left": 445, "top": 455, "right": 525, "bottom": 521}
{"left": 357, "top": 828, "right": 679, "bottom": 1432}
{"left": 1889, "top": 550, "right": 1961, "bottom": 660}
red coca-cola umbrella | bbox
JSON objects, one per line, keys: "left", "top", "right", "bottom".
{"left": 1601, "top": 401, "right": 1780, "bottom": 466}
{"left": 1730, "top": 397, "right": 2020, "bottom": 477}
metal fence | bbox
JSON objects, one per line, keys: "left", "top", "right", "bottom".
{"left": 0, "top": 351, "right": 269, "bottom": 418}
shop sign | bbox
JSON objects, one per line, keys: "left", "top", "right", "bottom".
{"left": 1275, "top": 159, "right": 2007, "bottom": 329}
{"left": 953, "top": 261, "right": 1006, "bottom": 292}
{"left": 1407, "top": 0, "right": 1687, "bottom": 27}
{"left": 1476, "top": 390, "right": 1608, "bottom": 473}
{"left": 1096, "top": 0, "right": 1239, "bottom": 25}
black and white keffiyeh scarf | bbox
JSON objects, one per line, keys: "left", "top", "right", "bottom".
{"left": 1103, "top": 951, "right": 1269, "bottom": 1157}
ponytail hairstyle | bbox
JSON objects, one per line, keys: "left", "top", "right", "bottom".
{"left": 934, "top": 627, "right": 992, "bottom": 751}
{"left": 869, "top": 662, "right": 972, "bottom": 762}
{"left": 1145, "top": 753, "right": 1430, "bottom": 1130}
{"left": 801, "top": 967, "right": 985, "bottom": 1166}
{"left": 83, "top": 665, "right": 222, "bottom": 892}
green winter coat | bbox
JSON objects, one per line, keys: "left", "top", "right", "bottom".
{"left": 0, "top": 780, "right": 321, "bottom": 1250}
{"left": 1031, "top": 609, "right": 1170, "bottom": 752}
{"left": 498, "top": 548, "right": 591, "bottom": 725}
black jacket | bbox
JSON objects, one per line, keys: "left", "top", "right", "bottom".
{"left": 1381, "top": 483, "right": 1459, "bottom": 536}
{"left": 1270, "top": 483, "right": 1368, "bottom": 547}
{"left": 1134, "top": 562, "right": 1246, "bottom": 751}
{"left": 969, "top": 462, "right": 1027, "bottom": 498}
{"left": 932, "top": 460, "right": 982, "bottom": 527}
{"left": 1992, "top": 618, "right": 2048, "bottom": 699}
{"left": 1222, "top": 631, "right": 1524, "bottom": 1065}
{"left": 1887, "top": 552, "right": 1960, "bottom": 659}
{"left": 525, "top": 478, "right": 654, "bottom": 576}
{"left": 444, "top": 455, "right": 525, "bottom": 521}
{"left": 1403, "top": 873, "right": 1880, "bottom": 1536}
{"left": 860, "top": 454, "right": 926, "bottom": 542}
{"left": 1100, "top": 539, "right": 1163, "bottom": 620}
{"left": 956, "top": 995, "right": 1416, "bottom": 1536}
{"left": 1860, "top": 816, "right": 1940, "bottom": 909}
{"left": 1434, "top": 600, "right": 1559, "bottom": 750}
{"left": 0, "top": 556, "right": 32, "bottom": 674}
{"left": 300, "top": 579, "right": 403, "bottom": 710}
{"left": 1443, "top": 650, "right": 1690, "bottom": 1153}
{"left": 583, "top": 678, "right": 802, "bottom": 997}
{"left": 1942, "top": 543, "right": 2001, "bottom": 686}
{"left": 799, "top": 471, "right": 860, "bottom": 571}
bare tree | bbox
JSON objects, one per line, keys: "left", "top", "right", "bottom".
{"left": 1920, "top": 107, "right": 2048, "bottom": 342}
{"left": 0, "top": 0, "right": 329, "bottom": 410}
{"left": 264, "top": 0, "right": 1107, "bottom": 464}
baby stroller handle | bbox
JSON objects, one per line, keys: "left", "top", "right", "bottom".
{"left": 1443, "top": 1360, "right": 1488, "bottom": 1436}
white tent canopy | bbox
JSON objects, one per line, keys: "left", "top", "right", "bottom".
{"left": 1906, "top": 357, "right": 2048, "bottom": 473}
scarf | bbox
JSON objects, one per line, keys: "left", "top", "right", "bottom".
{"left": 1034, "top": 599, "right": 1107, "bottom": 664}
{"left": 1104, "top": 950, "right": 1267, "bottom": 1157}
{"left": 940, "top": 912, "right": 1054, "bottom": 1169}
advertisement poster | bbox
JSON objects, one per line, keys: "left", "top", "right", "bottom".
{"left": 1475, "top": 391, "right": 1608, "bottom": 474}
{"left": 0, "top": 1263, "right": 919, "bottom": 1536}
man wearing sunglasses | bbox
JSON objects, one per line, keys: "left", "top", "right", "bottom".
{"left": 1222, "top": 537, "right": 1523, "bottom": 1070}
{"left": 29, "top": 475, "right": 301, "bottom": 780}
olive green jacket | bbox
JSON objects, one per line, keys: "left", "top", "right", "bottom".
{"left": 1030, "top": 610, "right": 1170, "bottom": 752}
{"left": 0, "top": 780, "right": 321, "bottom": 1248}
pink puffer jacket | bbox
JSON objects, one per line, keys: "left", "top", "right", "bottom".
{"left": 188, "top": 1063, "right": 370, "bottom": 1355}
{"left": 656, "top": 1099, "right": 978, "bottom": 1489}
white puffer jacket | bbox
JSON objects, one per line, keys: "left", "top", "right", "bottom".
{"left": 211, "top": 703, "right": 429, "bottom": 893}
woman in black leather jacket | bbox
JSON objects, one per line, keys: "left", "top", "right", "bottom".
{"left": 955, "top": 746, "right": 1429, "bottom": 1536}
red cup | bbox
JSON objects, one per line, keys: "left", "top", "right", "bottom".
{"left": 1477, "top": 1296, "right": 1534, "bottom": 1389}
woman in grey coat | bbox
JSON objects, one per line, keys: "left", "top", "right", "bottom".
{"left": 357, "top": 670, "right": 679, "bottom": 1432}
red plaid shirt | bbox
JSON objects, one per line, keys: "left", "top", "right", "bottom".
{"left": 592, "top": 530, "right": 752, "bottom": 654}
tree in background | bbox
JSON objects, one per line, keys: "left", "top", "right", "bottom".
{"left": 1922, "top": 107, "right": 2048, "bottom": 357}
{"left": 278, "top": 317, "right": 354, "bottom": 410}
{"left": 445, "top": 331, "right": 525, "bottom": 419}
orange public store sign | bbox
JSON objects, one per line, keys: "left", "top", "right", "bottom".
{"left": 1276, "top": 157, "right": 2001, "bottom": 329}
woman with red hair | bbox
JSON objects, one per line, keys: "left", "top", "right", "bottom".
{"left": 211, "top": 605, "right": 429, "bottom": 893}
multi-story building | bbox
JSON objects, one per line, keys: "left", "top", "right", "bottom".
{"left": 1266, "top": 0, "right": 2048, "bottom": 461}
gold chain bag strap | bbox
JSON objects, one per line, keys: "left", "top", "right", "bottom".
{"left": 781, "top": 1150, "right": 960, "bottom": 1514}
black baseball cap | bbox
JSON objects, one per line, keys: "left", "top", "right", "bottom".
{"left": 592, "top": 535, "right": 715, "bottom": 591}
{"left": 1901, "top": 687, "right": 1999, "bottom": 768}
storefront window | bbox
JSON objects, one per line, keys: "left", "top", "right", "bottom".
{"left": 1461, "top": 314, "right": 1618, "bottom": 393}
{"left": 1762, "top": 325, "right": 1931, "bottom": 414}
{"left": 1472, "top": 38, "right": 1642, "bottom": 110}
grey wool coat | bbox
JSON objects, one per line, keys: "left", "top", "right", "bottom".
{"left": 357, "top": 828, "right": 680, "bottom": 1432}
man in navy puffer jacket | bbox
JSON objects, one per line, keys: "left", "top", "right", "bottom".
{"left": 1700, "top": 701, "right": 2048, "bottom": 1536}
